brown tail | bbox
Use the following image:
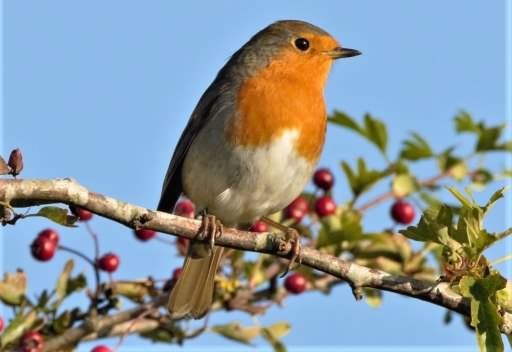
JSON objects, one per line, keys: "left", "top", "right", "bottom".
{"left": 168, "top": 246, "right": 224, "bottom": 319}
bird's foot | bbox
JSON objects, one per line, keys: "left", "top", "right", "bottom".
{"left": 197, "top": 210, "right": 223, "bottom": 249}
{"left": 279, "top": 227, "right": 302, "bottom": 277}
{"left": 261, "top": 217, "right": 302, "bottom": 277}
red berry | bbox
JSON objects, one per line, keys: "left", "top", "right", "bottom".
{"left": 176, "top": 237, "right": 189, "bottom": 256}
{"left": 97, "top": 253, "right": 120, "bottom": 273}
{"left": 314, "top": 195, "right": 336, "bottom": 217}
{"left": 249, "top": 219, "right": 268, "bottom": 233}
{"left": 284, "top": 196, "right": 309, "bottom": 223}
{"left": 69, "top": 205, "right": 93, "bottom": 221}
{"left": 313, "top": 168, "right": 335, "bottom": 191}
{"left": 134, "top": 228, "right": 156, "bottom": 241}
{"left": 172, "top": 267, "right": 183, "bottom": 281}
{"left": 0, "top": 316, "right": 4, "bottom": 333}
{"left": 21, "top": 330, "right": 44, "bottom": 352}
{"left": 175, "top": 199, "right": 195, "bottom": 218}
{"left": 91, "top": 345, "right": 112, "bottom": 352}
{"left": 284, "top": 273, "right": 307, "bottom": 294}
{"left": 31, "top": 236, "right": 57, "bottom": 261}
{"left": 37, "top": 228, "right": 59, "bottom": 246}
{"left": 391, "top": 200, "right": 415, "bottom": 225}
{"left": 164, "top": 267, "right": 183, "bottom": 291}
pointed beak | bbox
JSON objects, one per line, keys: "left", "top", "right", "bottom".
{"left": 326, "top": 47, "right": 362, "bottom": 60}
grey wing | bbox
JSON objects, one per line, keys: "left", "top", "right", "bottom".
{"left": 157, "top": 82, "right": 224, "bottom": 213}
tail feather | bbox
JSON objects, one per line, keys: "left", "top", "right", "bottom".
{"left": 168, "top": 246, "right": 224, "bottom": 319}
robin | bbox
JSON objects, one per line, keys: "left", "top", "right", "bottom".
{"left": 157, "top": 20, "right": 360, "bottom": 319}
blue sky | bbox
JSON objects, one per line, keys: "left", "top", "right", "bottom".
{"left": 2, "top": 1, "right": 510, "bottom": 351}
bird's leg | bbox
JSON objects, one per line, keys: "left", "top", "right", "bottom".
{"left": 197, "top": 209, "right": 224, "bottom": 250}
{"left": 261, "top": 216, "right": 302, "bottom": 276}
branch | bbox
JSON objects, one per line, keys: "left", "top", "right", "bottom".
{"left": 1, "top": 178, "right": 512, "bottom": 339}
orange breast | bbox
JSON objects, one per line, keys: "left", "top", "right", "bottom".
{"left": 226, "top": 51, "right": 331, "bottom": 162}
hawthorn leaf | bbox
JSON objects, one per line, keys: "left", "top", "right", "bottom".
{"left": 38, "top": 206, "right": 78, "bottom": 227}
{"left": 400, "top": 132, "right": 433, "bottom": 160}
{"left": 0, "top": 270, "right": 27, "bottom": 306}
{"left": 459, "top": 273, "right": 506, "bottom": 352}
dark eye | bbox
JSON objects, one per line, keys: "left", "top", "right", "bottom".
{"left": 294, "top": 38, "right": 310, "bottom": 51}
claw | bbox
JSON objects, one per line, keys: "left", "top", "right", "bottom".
{"left": 196, "top": 210, "right": 224, "bottom": 250}
{"left": 280, "top": 227, "right": 301, "bottom": 277}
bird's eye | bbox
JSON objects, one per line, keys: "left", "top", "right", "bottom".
{"left": 294, "top": 38, "right": 310, "bottom": 51}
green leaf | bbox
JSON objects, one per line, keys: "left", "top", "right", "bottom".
{"left": 329, "top": 111, "right": 388, "bottom": 156}
{"left": 450, "top": 161, "right": 468, "bottom": 181}
{"left": 437, "top": 148, "right": 464, "bottom": 174}
{"left": 459, "top": 273, "right": 506, "bottom": 352}
{"left": 52, "top": 311, "right": 72, "bottom": 334}
{"left": 261, "top": 321, "right": 290, "bottom": 352}
{"left": 363, "top": 113, "right": 388, "bottom": 155}
{"left": 447, "top": 187, "right": 473, "bottom": 208}
{"left": 66, "top": 273, "right": 87, "bottom": 295}
{"left": 0, "top": 310, "right": 37, "bottom": 348}
{"left": 317, "top": 209, "right": 363, "bottom": 253}
{"left": 392, "top": 174, "right": 418, "bottom": 198}
{"left": 341, "top": 158, "right": 385, "bottom": 198}
{"left": 55, "top": 260, "right": 74, "bottom": 303}
{"left": 476, "top": 126, "right": 503, "bottom": 152}
{"left": 482, "top": 187, "right": 508, "bottom": 214}
{"left": 400, "top": 205, "right": 455, "bottom": 247}
{"left": 455, "top": 111, "right": 480, "bottom": 133}
{"left": 0, "top": 270, "right": 27, "bottom": 306}
{"left": 400, "top": 132, "right": 434, "bottom": 160}
{"left": 109, "top": 281, "right": 151, "bottom": 303}
{"left": 363, "top": 288, "right": 382, "bottom": 308}
{"left": 328, "top": 110, "right": 362, "bottom": 133}
{"left": 210, "top": 322, "right": 261, "bottom": 345}
{"left": 38, "top": 206, "right": 78, "bottom": 227}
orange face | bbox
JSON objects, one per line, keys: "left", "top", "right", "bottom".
{"left": 226, "top": 32, "right": 342, "bottom": 163}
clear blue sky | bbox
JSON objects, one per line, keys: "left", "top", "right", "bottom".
{"left": 2, "top": 1, "right": 510, "bottom": 351}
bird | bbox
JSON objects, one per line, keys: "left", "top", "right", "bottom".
{"left": 157, "top": 19, "right": 360, "bottom": 319}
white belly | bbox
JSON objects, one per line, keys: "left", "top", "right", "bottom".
{"left": 182, "top": 129, "right": 315, "bottom": 225}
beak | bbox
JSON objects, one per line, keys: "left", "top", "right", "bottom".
{"left": 326, "top": 47, "right": 362, "bottom": 60}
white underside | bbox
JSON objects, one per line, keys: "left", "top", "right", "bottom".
{"left": 182, "top": 129, "right": 314, "bottom": 225}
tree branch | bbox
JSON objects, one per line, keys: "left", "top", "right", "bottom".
{"left": 1, "top": 178, "right": 511, "bottom": 341}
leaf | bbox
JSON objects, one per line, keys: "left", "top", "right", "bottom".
{"left": 455, "top": 111, "right": 480, "bottom": 133}
{"left": 52, "top": 310, "right": 72, "bottom": 334}
{"left": 459, "top": 273, "right": 506, "bottom": 352}
{"left": 363, "top": 288, "right": 382, "bottom": 308}
{"left": 0, "top": 270, "right": 27, "bottom": 306}
{"left": 0, "top": 156, "right": 10, "bottom": 175}
{"left": 210, "top": 322, "right": 261, "bottom": 345}
{"left": 476, "top": 126, "right": 503, "bottom": 152}
{"left": 437, "top": 148, "right": 464, "bottom": 174}
{"left": 0, "top": 310, "right": 37, "bottom": 348}
{"left": 363, "top": 113, "right": 388, "bottom": 155}
{"left": 450, "top": 161, "right": 468, "bottom": 181}
{"left": 447, "top": 187, "right": 473, "bottom": 209}
{"left": 51, "top": 260, "right": 75, "bottom": 310}
{"left": 400, "top": 205, "right": 455, "bottom": 246}
{"left": 328, "top": 110, "right": 362, "bottom": 133}
{"left": 400, "top": 132, "right": 434, "bottom": 161}
{"left": 341, "top": 158, "right": 385, "bottom": 198}
{"left": 392, "top": 174, "right": 418, "bottom": 198}
{"left": 329, "top": 111, "right": 388, "bottom": 156}
{"left": 471, "top": 168, "right": 493, "bottom": 188}
{"left": 482, "top": 187, "right": 508, "bottom": 214}
{"left": 317, "top": 209, "right": 362, "bottom": 253}
{"left": 109, "top": 281, "right": 151, "bottom": 303}
{"left": 261, "top": 321, "right": 290, "bottom": 352}
{"left": 66, "top": 273, "right": 87, "bottom": 295}
{"left": 38, "top": 206, "right": 78, "bottom": 227}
